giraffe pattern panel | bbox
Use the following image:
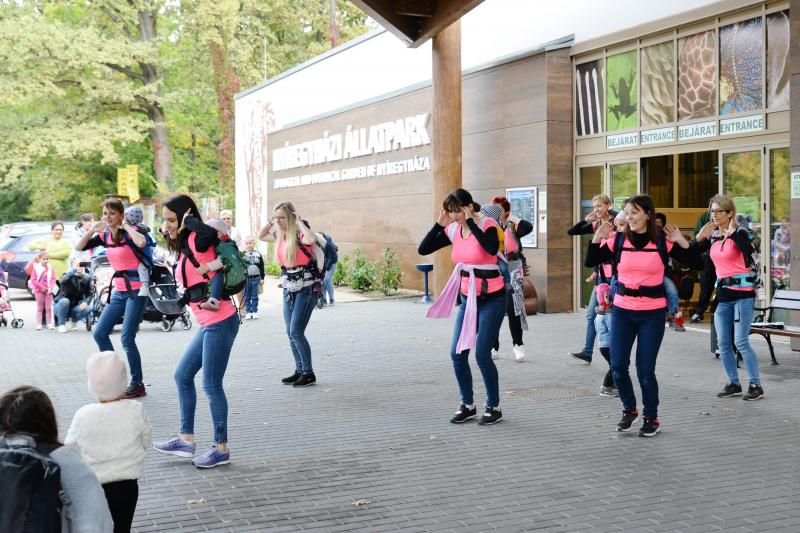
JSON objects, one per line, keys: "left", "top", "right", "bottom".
{"left": 678, "top": 30, "right": 717, "bottom": 121}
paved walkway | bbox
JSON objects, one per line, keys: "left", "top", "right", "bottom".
{"left": 2, "top": 289, "right": 799, "bottom": 532}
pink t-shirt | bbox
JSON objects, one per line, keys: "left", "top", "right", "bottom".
{"left": 605, "top": 235, "right": 674, "bottom": 311}
{"left": 447, "top": 220, "right": 504, "bottom": 296}
{"left": 100, "top": 232, "right": 143, "bottom": 292}
{"left": 177, "top": 232, "right": 236, "bottom": 327}
{"left": 277, "top": 232, "right": 312, "bottom": 267}
{"left": 504, "top": 226, "right": 519, "bottom": 255}
{"left": 709, "top": 236, "right": 753, "bottom": 293}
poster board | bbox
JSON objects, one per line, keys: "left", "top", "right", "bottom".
{"left": 506, "top": 187, "right": 538, "bottom": 248}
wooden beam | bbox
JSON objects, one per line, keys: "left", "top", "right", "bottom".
{"left": 413, "top": 0, "right": 483, "bottom": 48}
{"left": 431, "top": 20, "right": 462, "bottom": 296}
{"left": 349, "top": 0, "right": 416, "bottom": 46}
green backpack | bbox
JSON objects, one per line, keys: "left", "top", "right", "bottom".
{"left": 214, "top": 239, "right": 248, "bottom": 296}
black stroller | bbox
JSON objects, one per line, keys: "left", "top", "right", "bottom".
{"left": 144, "top": 264, "right": 192, "bottom": 332}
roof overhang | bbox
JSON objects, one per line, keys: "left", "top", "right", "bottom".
{"left": 350, "top": 0, "right": 485, "bottom": 48}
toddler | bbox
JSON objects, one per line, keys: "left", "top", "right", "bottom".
{"left": 195, "top": 218, "right": 230, "bottom": 311}
{"left": 0, "top": 264, "right": 9, "bottom": 311}
{"left": 29, "top": 251, "right": 56, "bottom": 330}
{"left": 65, "top": 351, "right": 151, "bottom": 533}
{"left": 123, "top": 206, "right": 153, "bottom": 298}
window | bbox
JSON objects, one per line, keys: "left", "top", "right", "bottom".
{"left": 678, "top": 30, "right": 717, "bottom": 121}
{"left": 641, "top": 42, "right": 675, "bottom": 126}
{"left": 678, "top": 151, "right": 718, "bottom": 208}
{"left": 766, "top": 10, "right": 790, "bottom": 109}
{"left": 719, "top": 17, "right": 763, "bottom": 115}
{"left": 606, "top": 51, "right": 638, "bottom": 132}
{"left": 575, "top": 60, "right": 604, "bottom": 136}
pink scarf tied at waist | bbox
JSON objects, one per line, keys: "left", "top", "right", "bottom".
{"left": 426, "top": 262, "right": 500, "bottom": 353}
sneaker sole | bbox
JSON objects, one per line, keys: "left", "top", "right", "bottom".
{"left": 292, "top": 382, "right": 316, "bottom": 388}
{"left": 153, "top": 446, "right": 194, "bottom": 458}
{"left": 478, "top": 417, "right": 503, "bottom": 426}
{"left": 638, "top": 428, "right": 660, "bottom": 437}
{"left": 743, "top": 394, "right": 764, "bottom": 401}
{"left": 124, "top": 392, "right": 147, "bottom": 399}
{"left": 569, "top": 353, "right": 591, "bottom": 364}
{"left": 193, "top": 458, "right": 230, "bottom": 468}
{"left": 450, "top": 413, "right": 477, "bottom": 424}
{"left": 717, "top": 392, "right": 743, "bottom": 398}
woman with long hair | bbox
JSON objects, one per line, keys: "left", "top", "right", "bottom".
{"left": 258, "top": 202, "right": 320, "bottom": 387}
{"left": 694, "top": 195, "right": 764, "bottom": 401}
{"left": 75, "top": 199, "right": 149, "bottom": 399}
{"left": 0, "top": 385, "right": 113, "bottom": 532}
{"left": 153, "top": 194, "right": 240, "bottom": 468}
{"left": 586, "top": 195, "right": 702, "bottom": 436}
{"left": 419, "top": 188, "right": 506, "bottom": 425}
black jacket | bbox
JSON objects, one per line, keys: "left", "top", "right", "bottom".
{"left": 54, "top": 271, "right": 94, "bottom": 308}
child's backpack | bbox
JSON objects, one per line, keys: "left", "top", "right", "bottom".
{"left": 321, "top": 232, "right": 339, "bottom": 268}
{"left": 0, "top": 434, "right": 66, "bottom": 533}
{"left": 296, "top": 233, "right": 328, "bottom": 280}
{"left": 214, "top": 239, "right": 248, "bottom": 296}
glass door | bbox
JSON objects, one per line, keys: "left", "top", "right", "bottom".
{"left": 610, "top": 161, "right": 639, "bottom": 212}
{"left": 578, "top": 165, "right": 605, "bottom": 308}
{"left": 768, "top": 147, "right": 791, "bottom": 321}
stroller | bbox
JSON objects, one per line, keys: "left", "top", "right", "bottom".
{"left": 0, "top": 271, "right": 23, "bottom": 328}
{"left": 143, "top": 263, "right": 192, "bottom": 332}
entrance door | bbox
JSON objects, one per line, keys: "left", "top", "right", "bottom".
{"left": 768, "top": 146, "right": 791, "bottom": 321}
{"left": 609, "top": 161, "right": 638, "bottom": 212}
{"left": 577, "top": 165, "right": 605, "bottom": 307}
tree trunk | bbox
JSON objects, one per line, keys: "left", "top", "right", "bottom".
{"left": 209, "top": 41, "right": 240, "bottom": 200}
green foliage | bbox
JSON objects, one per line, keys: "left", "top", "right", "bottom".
{"left": 332, "top": 254, "right": 350, "bottom": 286}
{"left": 377, "top": 247, "right": 403, "bottom": 295}
{"left": 349, "top": 247, "right": 377, "bottom": 291}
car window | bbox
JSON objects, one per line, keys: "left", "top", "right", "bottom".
{"left": 7, "top": 233, "right": 49, "bottom": 252}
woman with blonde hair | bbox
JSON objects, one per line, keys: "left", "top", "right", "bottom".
{"left": 259, "top": 202, "right": 320, "bottom": 387}
{"left": 694, "top": 195, "right": 764, "bottom": 401}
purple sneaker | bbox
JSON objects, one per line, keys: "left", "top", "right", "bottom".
{"left": 192, "top": 445, "right": 230, "bottom": 468}
{"left": 153, "top": 437, "right": 195, "bottom": 458}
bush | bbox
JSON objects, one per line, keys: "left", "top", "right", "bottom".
{"left": 332, "top": 254, "right": 350, "bottom": 286}
{"left": 349, "top": 247, "right": 377, "bottom": 291}
{"left": 263, "top": 242, "right": 282, "bottom": 276}
{"left": 378, "top": 247, "right": 402, "bottom": 295}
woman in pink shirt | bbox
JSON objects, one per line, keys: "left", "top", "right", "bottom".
{"left": 76, "top": 199, "right": 149, "bottom": 399}
{"left": 694, "top": 195, "right": 764, "bottom": 401}
{"left": 153, "top": 194, "right": 240, "bottom": 469}
{"left": 586, "top": 195, "right": 701, "bottom": 437}
{"left": 419, "top": 188, "right": 506, "bottom": 425}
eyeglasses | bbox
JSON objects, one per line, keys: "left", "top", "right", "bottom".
{"left": 710, "top": 209, "right": 730, "bottom": 215}
{"left": 274, "top": 216, "right": 287, "bottom": 221}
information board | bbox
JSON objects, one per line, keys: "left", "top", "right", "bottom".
{"left": 506, "top": 187, "right": 538, "bottom": 248}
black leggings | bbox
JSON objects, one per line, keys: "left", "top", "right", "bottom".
{"left": 494, "top": 290, "right": 524, "bottom": 351}
{"left": 102, "top": 479, "right": 139, "bottom": 533}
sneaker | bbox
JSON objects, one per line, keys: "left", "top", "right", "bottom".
{"left": 450, "top": 403, "right": 477, "bottom": 424}
{"left": 666, "top": 313, "right": 674, "bottom": 327}
{"left": 690, "top": 313, "right": 703, "bottom": 323}
{"left": 599, "top": 385, "right": 618, "bottom": 397}
{"left": 569, "top": 351, "right": 592, "bottom": 364}
{"left": 638, "top": 417, "right": 660, "bottom": 437}
{"left": 124, "top": 382, "right": 146, "bottom": 399}
{"left": 716, "top": 383, "right": 742, "bottom": 398}
{"left": 70, "top": 321, "right": 80, "bottom": 331}
{"left": 673, "top": 324, "right": 686, "bottom": 332}
{"left": 743, "top": 384, "right": 764, "bottom": 401}
{"left": 153, "top": 436, "right": 196, "bottom": 458}
{"left": 513, "top": 345, "right": 526, "bottom": 362}
{"left": 491, "top": 348, "right": 499, "bottom": 360}
{"left": 58, "top": 325, "right": 67, "bottom": 333}
{"left": 192, "top": 445, "right": 230, "bottom": 468}
{"left": 47, "top": 324, "right": 55, "bottom": 330}
{"left": 292, "top": 372, "right": 316, "bottom": 387}
{"left": 329, "top": 301, "right": 335, "bottom": 306}
{"left": 616, "top": 409, "right": 638, "bottom": 432}
{"left": 478, "top": 406, "right": 503, "bottom": 425}
{"left": 36, "top": 324, "right": 43, "bottom": 331}
{"left": 251, "top": 313, "right": 259, "bottom": 319}
{"left": 281, "top": 371, "right": 301, "bottom": 384}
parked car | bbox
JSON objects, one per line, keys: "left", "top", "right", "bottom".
{"left": 0, "top": 221, "right": 77, "bottom": 248}
{"left": 0, "top": 228, "right": 78, "bottom": 293}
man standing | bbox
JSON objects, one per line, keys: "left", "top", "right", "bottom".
{"left": 220, "top": 209, "right": 243, "bottom": 250}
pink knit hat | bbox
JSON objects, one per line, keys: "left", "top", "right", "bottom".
{"left": 86, "top": 351, "right": 128, "bottom": 401}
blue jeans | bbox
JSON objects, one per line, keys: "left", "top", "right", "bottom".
{"left": 582, "top": 287, "right": 598, "bottom": 356}
{"left": 611, "top": 306, "right": 666, "bottom": 418}
{"left": 714, "top": 297, "right": 760, "bottom": 386}
{"left": 450, "top": 292, "right": 506, "bottom": 407}
{"left": 322, "top": 263, "right": 337, "bottom": 304}
{"left": 283, "top": 286, "right": 318, "bottom": 373}
{"left": 594, "top": 313, "right": 612, "bottom": 349}
{"left": 244, "top": 276, "right": 260, "bottom": 313}
{"left": 93, "top": 290, "right": 147, "bottom": 384}
{"left": 209, "top": 273, "right": 224, "bottom": 301}
{"left": 54, "top": 299, "right": 90, "bottom": 325}
{"left": 175, "top": 312, "right": 239, "bottom": 443}
{"left": 664, "top": 276, "right": 679, "bottom": 314}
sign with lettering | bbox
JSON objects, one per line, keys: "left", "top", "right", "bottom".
{"left": 678, "top": 121, "right": 717, "bottom": 141}
{"left": 792, "top": 171, "right": 800, "bottom": 199}
{"left": 506, "top": 187, "right": 537, "bottom": 248}
{"left": 719, "top": 115, "right": 764, "bottom": 136}
{"left": 640, "top": 127, "right": 675, "bottom": 145}
{"left": 606, "top": 132, "right": 639, "bottom": 150}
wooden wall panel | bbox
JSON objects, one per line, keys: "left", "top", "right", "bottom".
{"left": 790, "top": 0, "right": 800, "bottom": 347}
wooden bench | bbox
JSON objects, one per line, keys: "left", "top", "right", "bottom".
{"left": 750, "top": 290, "right": 800, "bottom": 365}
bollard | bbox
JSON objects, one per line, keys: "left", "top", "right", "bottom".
{"left": 415, "top": 263, "right": 434, "bottom": 303}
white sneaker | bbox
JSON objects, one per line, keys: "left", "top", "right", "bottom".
{"left": 491, "top": 348, "right": 499, "bottom": 360}
{"left": 47, "top": 324, "right": 55, "bottom": 330}
{"left": 513, "top": 345, "right": 526, "bottom": 362}
{"left": 36, "top": 324, "right": 43, "bottom": 331}
{"left": 70, "top": 321, "right": 80, "bottom": 331}
{"left": 245, "top": 313, "right": 253, "bottom": 320}
{"left": 251, "top": 313, "right": 259, "bottom": 320}
{"left": 58, "top": 325, "right": 67, "bottom": 333}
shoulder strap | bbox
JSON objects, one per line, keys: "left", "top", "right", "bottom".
{"left": 611, "top": 231, "right": 626, "bottom": 279}
{"left": 657, "top": 233, "right": 669, "bottom": 268}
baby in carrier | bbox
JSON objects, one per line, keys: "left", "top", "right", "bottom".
{"left": 194, "top": 218, "right": 240, "bottom": 311}
{"left": 123, "top": 206, "right": 154, "bottom": 297}
{"left": 594, "top": 211, "right": 628, "bottom": 315}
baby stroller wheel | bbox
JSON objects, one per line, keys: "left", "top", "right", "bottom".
{"left": 86, "top": 316, "right": 93, "bottom": 332}
{"left": 161, "top": 319, "right": 173, "bottom": 332}
{"left": 11, "top": 319, "right": 23, "bottom": 329}
{"left": 0, "top": 317, "right": 6, "bottom": 327}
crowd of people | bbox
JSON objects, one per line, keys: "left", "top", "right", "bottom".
{"left": 1, "top": 187, "right": 770, "bottom": 531}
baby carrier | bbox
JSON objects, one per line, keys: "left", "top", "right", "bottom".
{"left": 99, "top": 227, "right": 155, "bottom": 298}
{"left": 711, "top": 226, "right": 762, "bottom": 290}
{"left": 611, "top": 231, "right": 670, "bottom": 299}
{"left": 289, "top": 233, "right": 327, "bottom": 295}
{"left": 179, "top": 236, "right": 247, "bottom": 304}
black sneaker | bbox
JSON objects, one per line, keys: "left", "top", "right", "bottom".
{"left": 478, "top": 406, "right": 502, "bottom": 425}
{"left": 281, "top": 371, "right": 301, "bottom": 384}
{"left": 569, "top": 351, "right": 592, "bottom": 364}
{"left": 616, "top": 409, "right": 638, "bottom": 432}
{"left": 716, "top": 383, "right": 742, "bottom": 398}
{"left": 599, "top": 385, "right": 618, "bottom": 397}
{"left": 123, "top": 382, "right": 146, "bottom": 399}
{"left": 292, "top": 372, "right": 316, "bottom": 387}
{"left": 638, "top": 416, "right": 660, "bottom": 437}
{"left": 690, "top": 313, "right": 703, "bottom": 323}
{"left": 449, "top": 404, "right": 477, "bottom": 424}
{"left": 743, "top": 384, "right": 764, "bottom": 401}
